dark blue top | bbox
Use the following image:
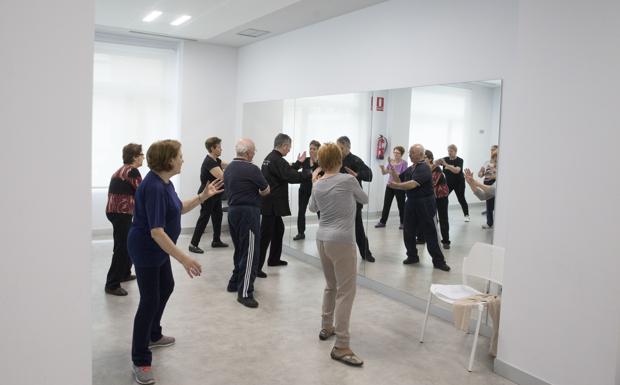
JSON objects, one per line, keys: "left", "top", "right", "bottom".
{"left": 224, "top": 158, "right": 268, "bottom": 207}
{"left": 400, "top": 161, "right": 434, "bottom": 200}
{"left": 128, "top": 170, "right": 182, "bottom": 267}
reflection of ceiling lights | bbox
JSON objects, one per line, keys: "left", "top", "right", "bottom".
{"left": 170, "top": 15, "right": 192, "bottom": 26}
{"left": 237, "top": 28, "right": 270, "bottom": 38}
{"left": 142, "top": 10, "right": 162, "bottom": 22}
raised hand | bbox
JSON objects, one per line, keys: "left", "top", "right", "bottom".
{"left": 201, "top": 179, "right": 224, "bottom": 201}
{"left": 297, "top": 151, "right": 307, "bottom": 163}
{"left": 312, "top": 167, "right": 323, "bottom": 183}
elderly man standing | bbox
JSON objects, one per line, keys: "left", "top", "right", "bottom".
{"left": 336, "top": 136, "right": 375, "bottom": 263}
{"left": 389, "top": 144, "right": 450, "bottom": 271}
{"left": 224, "top": 139, "right": 270, "bottom": 308}
{"left": 259, "top": 133, "right": 309, "bottom": 275}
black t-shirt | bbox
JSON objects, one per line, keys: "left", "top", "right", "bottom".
{"left": 400, "top": 161, "right": 434, "bottom": 200}
{"left": 200, "top": 155, "right": 222, "bottom": 186}
{"left": 442, "top": 156, "right": 464, "bottom": 183}
{"left": 223, "top": 159, "right": 268, "bottom": 207}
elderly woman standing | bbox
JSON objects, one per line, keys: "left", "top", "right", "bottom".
{"left": 309, "top": 142, "right": 367, "bottom": 367}
{"left": 127, "top": 140, "right": 222, "bottom": 385}
{"left": 105, "top": 143, "right": 144, "bottom": 296}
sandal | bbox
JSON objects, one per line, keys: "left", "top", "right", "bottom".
{"left": 330, "top": 347, "right": 364, "bottom": 367}
{"left": 319, "top": 328, "right": 335, "bottom": 341}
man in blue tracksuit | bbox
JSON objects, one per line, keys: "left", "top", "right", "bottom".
{"left": 224, "top": 138, "right": 270, "bottom": 308}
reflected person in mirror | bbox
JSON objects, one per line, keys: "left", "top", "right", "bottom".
{"left": 437, "top": 144, "right": 470, "bottom": 222}
{"left": 465, "top": 168, "right": 496, "bottom": 230}
{"left": 477, "top": 145, "right": 498, "bottom": 229}
{"left": 292, "top": 140, "right": 321, "bottom": 241}
{"left": 376, "top": 145, "right": 408, "bottom": 229}
{"left": 337, "top": 136, "right": 375, "bottom": 263}
{"left": 309, "top": 142, "right": 367, "bottom": 367}
{"left": 259, "top": 133, "right": 311, "bottom": 274}
{"left": 389, "top": 144, "right": 450, "bottom": 271}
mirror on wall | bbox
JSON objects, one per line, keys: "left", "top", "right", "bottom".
{"left": 364, "top": 80, "right": 501, "bottom": 302}
{"left": 240, "top": 79, "right": 502, "bottom": 301}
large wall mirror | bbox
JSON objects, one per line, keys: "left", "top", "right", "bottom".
{"left": 241, "top": 79, "right": 502, "bottom": 302}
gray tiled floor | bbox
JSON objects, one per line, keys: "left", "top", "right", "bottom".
{"left": 92, "top": 232, "right": 513, "bottom": 385}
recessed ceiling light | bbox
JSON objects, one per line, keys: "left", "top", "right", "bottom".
{"left": 237, "top": 28, "right": 270, "bottom": 38}
{"left": 142, "top": 10, "right": 162, "bottom": 22}
{"left": 170, "top": 15, "right": 192, "bottom": 26}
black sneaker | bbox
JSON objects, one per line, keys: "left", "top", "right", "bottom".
{"left": 227, "top": 284, "right": 237, "bottom": 293}
{"left": 268, "top": 260, "right": 288, "bottom": 266}
{"left": 361, "top": 254, "right": 375, "bottom": 263}
{"left": 211, "top": 240, "right": 229, "bottom": 248}
{"left": 105, "top": 287, "right": 128, "bottom": 296}
{"left": 434, "top": 264, "right": 451, "bottom": 272}
{"left": 415, "top": 239, "right": 426, "bottom": 244}
{"left": 189, "top": 244, "right": 204, "bottom": 254}
{"left": 442, "top": 243, "right": 451, "bottom": 250}
{"left": 374, "top": 222, "right": 386, "bottom": 228}
{"left": 121, "top": 274, "right": 136, "bottom": 282}
{"left": 237, "top": 296, "right": 259, "bottom": 308}
{"left": 293, "top": 233, "right": 305, "bottom": 240}
{"left": 256, "top": 270, "right": 268, "bottom": 278}
{"left": 403, "top": 257, "right": 420, "bottom": 265}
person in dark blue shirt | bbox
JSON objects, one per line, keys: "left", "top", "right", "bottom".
{"left": 127, "top": 139, "right": 223, "bottom": 384}
{"left": 389, "top": 144, "right": 450, "bottom": 271}
{"left": 224, "top": 138, "right": 270, "bottom": 308}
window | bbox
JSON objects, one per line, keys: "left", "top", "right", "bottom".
{"left": 92, "top": 38, "right": 179, "bottom": 187}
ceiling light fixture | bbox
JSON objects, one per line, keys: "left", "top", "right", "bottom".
{"left": 142, "top": 10, "right": 162, "bottom": 22}
{"left": 170, "top": 15, "right": 192, "bottom": 26}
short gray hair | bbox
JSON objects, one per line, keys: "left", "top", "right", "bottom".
{"left": 274, "top": 133, "right": 291, "bottom": 148}
{"left": 336, "top": 136, "right": 351, "bottom": 148}
{"left": 235, "top": 138, "right": 255, "bottom": 156}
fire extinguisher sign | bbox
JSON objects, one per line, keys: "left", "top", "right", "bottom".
{"left": 376, "top": 96, "right": 384, "bottom": 111}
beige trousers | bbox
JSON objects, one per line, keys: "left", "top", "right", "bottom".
{"left": 316, "top": 240, "right": 357, "bottom": 349}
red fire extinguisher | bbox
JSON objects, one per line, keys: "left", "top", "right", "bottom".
{"left": 376, "top": 135, "right": 387, "bottom": 160}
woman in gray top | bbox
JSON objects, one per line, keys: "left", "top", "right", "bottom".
{"left": 309, "top": 142, "right": 368, "bottom": 367}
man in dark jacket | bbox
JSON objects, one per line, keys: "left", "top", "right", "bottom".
{"left": 337, "top": 136, "right": 375, "bottom": 262}
{"left": 259, "top": 133, "right": 310, "bottom": 276}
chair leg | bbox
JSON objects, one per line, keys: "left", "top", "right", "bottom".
{"left": 467, "top": 304, "right": 484, "bottom": 372}
{"left": 419, "top": 291, "right": 432, "bottom": 343}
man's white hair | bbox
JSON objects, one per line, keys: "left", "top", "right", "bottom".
{"left": 235, "top": 138, "right": 254, "bottom": 156}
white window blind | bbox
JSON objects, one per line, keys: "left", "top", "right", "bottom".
{"left": 92, "top": 40, "right": 179, "bottom": 187}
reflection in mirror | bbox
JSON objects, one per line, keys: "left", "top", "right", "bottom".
{"left": 365, "top": 80, "right": 502, "bottom": 305}
{"left": 243, "top": 92, "right": 374, "bottom": 276}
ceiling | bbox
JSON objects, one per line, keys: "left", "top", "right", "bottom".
{"left": 96, "top": 0, "right": 388, "bottom": 47}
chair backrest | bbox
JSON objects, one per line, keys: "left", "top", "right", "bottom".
{"left": 462, "top": 242, "right": 505, "bottom": 286}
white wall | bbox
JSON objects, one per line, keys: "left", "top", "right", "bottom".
{"left": 236, "top": 0, "right": 619, "bottom": 384}
{"left": 178, "top": 42, "right": 238, "bottom": 229}
{"left": 0, "top": 0, "right": 93, "bottom": 384}
{"left": 493, "top": 1, "right": 620, "bottom": 384}
{"left": 92, "top": 41, "right": 238, "bottom": 232}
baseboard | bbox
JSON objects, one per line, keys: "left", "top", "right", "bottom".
{"left": 494, "top": 359, "right": 552, "bottom": 385}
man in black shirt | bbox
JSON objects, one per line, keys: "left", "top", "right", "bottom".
{"left": 224, "top": 139, "right": 270, "bottom": 308}
{"left": 259, "top": 133, "right": 310, "bottom": 274}
{"left": 438, "top": 144, "right": 470, "bottom": 222}
{"left": 190, "top": 137, "right": 228, "bottom": 253}
{"left": 337, "top": 136, "right": 375, "bottom": 263}
{"left": 389, "top": 144, "right": 450, "bottom": 271}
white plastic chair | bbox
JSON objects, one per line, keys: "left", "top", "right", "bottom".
{"left": 419, "top": 242, "right": 505, "bottom": 372}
